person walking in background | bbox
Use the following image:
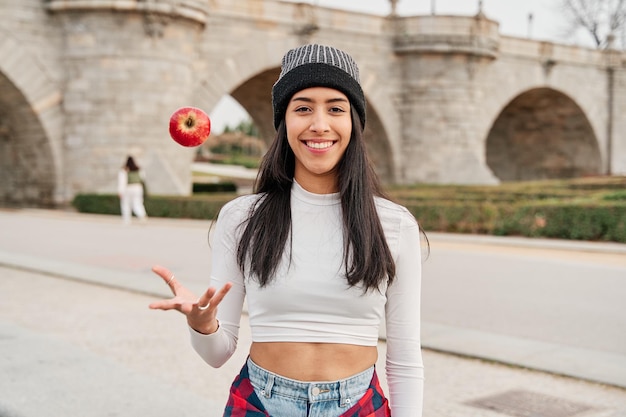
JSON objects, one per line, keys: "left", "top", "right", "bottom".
{"left": 150, "top": 44, "right": 425, "bottom": 416}
{"left": 118, "top": 156, "right": 147, "bottom": 225}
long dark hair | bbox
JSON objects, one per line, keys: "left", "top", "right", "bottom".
{"left": 236, "top": 106, "right": 395, "bottom": 292}
{"left": 125, "top": 156, "right": 139, "bottom": 172}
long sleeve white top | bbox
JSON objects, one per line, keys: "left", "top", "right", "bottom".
{"left": 117, "top": 170, "right": 128, "bottom": 195}
{"left": 190, "top": 181, "right": 424, "bottom": 416}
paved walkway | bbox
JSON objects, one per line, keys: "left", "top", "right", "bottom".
{"left": 0, "top": 208, "right": 625, "bottom": 417}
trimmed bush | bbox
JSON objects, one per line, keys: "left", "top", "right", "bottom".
{"left": 72, "top": 194, "right": 121, "bottom": 215}
{"left": 602, "top": 191, "right": 626, "bottom": 201}
{"left": 192, "top": 182, "right": 237, "bottom": 194}
{"left": 72, "top": 193, "right": 235, "bottom": 220}
{"left": 73, "top": 176, "right": 626, "bottom": 243}
{"left": 399, "top": 199, "right": 626, "bottom": 243}
{"left": 515, "top": 202, "right": 626, "bottom": 242}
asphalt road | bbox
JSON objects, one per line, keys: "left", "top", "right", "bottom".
{"left": 0, "top": 208, "right": 625, "bottom": 416}
{"left": 422, "top": 236, "right": 626, "bottom": 355}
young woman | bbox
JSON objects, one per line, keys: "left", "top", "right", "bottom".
{"left": 150, "top": 44, "right": 425, "bottom": 416}
{"left": 117, "top": 155, "right": 147, "bottom": 224}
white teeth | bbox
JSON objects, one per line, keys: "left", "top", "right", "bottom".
{"left": 306, "top": 141, "right": 333, "bottom": 149}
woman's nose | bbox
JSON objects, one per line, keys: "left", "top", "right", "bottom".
{"left": 309, "top": 112, "right": 330, "bottom": 133}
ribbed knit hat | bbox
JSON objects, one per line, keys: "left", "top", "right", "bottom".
{"left": 272, "top": 44, "right": 366, "bottom": 129}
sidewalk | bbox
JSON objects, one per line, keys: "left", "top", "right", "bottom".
{"left": 0, "top": 208, "right": 625, "bottom": 416}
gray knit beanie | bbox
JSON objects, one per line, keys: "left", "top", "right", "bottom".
{"left": 272, "top": 44, "right": 366, "bottom": 129}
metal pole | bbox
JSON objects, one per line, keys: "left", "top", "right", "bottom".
{"left": 431, "top": 0, "right": 436, "bottom": 15}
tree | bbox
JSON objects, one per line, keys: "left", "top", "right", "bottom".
{"left": 221, "top": 118, "right": 259, "bottom": 137}
{"left": 234, "top": 119, "right": 259, "bottom": 137}
{"left": 560, "top": 0, "right": 626, "bottom": 49}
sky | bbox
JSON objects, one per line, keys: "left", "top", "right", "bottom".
{"left": 307, "top": 0, "right": 566, "bottom": 41}
{"left": 212, "top": 0, "right": 582, "bottom": 132}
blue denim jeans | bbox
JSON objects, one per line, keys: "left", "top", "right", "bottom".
{"left": 246, "top": 357, "right": 374, "bottom": 417}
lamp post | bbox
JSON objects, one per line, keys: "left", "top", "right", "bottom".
{"left": 389, "top": 0, "right": 398, "bottom": 16}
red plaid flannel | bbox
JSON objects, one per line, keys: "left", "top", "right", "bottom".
{"left": 223, "top": 363, "right": 391, "bottom": 417}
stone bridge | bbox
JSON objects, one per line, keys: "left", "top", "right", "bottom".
{"left": 1, "top": 0, "right": 625, "bottom": 206}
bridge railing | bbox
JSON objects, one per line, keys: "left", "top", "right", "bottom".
{"left": 500, "top": 36, "right": 613, "bottom": 67}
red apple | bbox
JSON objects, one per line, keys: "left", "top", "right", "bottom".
{"left": 169, "top": 106, "right": 211, "bottom": 147}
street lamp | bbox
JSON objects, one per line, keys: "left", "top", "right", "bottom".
{"left": 389, "top": 0, "right": 398, "bottom": 16}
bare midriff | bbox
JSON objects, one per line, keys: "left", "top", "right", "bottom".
{"left": 249, "top": 342, "right": 378, "bottom": 381}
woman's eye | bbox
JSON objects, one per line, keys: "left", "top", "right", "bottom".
{"left": 329, "top": 106, "right": 346, "bottom": 113}
{"left": 294, "top": 106, "right": 311, "bottom": 113}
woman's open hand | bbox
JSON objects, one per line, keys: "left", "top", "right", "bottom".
{"left": 149, "top": 264, "right": 232, "bottom": 335}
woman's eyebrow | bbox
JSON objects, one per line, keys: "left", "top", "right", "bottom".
{"left": 291, "top": 97, "right": 349, "bottom": 103}
{"left": 326, "top": 97, "right": 349, "bottom": 104}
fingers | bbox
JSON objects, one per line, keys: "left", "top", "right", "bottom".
{"left": 148, "top": 265, "right": 233, "bottom": 325}
{"left": 148, "top": 299, "right": 177, "bottom": 310}
{"left": 149, "top": 294, "right": 197, "bottom": 312}
{"left": 195, "top": 287, "right": 216, "bottom": 311}
{"left": 152, "top": 265, "right": 173, "bottom": 283}
{"left": 188, "top": 283, "right": 232, "bottom": 335}
{"left": 149, "top": 265, "right": 191, "bottom": 311}
{"left": 152, "top": 264, "right": 178, "bottom": 292}
{"left": 196, "top": 282, "right": 233, "bottom": 312}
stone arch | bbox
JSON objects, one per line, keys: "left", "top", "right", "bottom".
{"left": 195, "top": 41, "right": 396, "bottom": 183}
{"left": 0, "top": 31, "right": 64, "bottom": 206}
{"left": 486, "top": 87, "right": 601, "bottom": 181}
{"left": 363, "top": 101, "right": 395, "bottom": 184}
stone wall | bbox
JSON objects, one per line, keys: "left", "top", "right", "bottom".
{"left": 0, "top": 0, "right": 625, "bottom": 205}
{"left": 0, "top": 0, "right": 64, "bottom": 205}
{"left": 50, "top": 3, "right": 207, "bottom": 198}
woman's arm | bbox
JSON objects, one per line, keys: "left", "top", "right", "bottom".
{"left": 385, "top": 213, "right": 425, "bottom": 417}
{"left": 189, "top": 199, "right": 247, "bottom": 368}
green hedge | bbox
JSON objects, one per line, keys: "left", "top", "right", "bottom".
{"left": 402, "top": 200, "right": 626, "bottom": 242}
{"left": 72, "top": 193, "right": 234, "bottom": 220}
{"left": 192, "top": 182, "right": 237, "bottom": 194}
{"left": 498, "top": 202, "right": 626, "bottom": 242}
{"left": 72, "top": 176, "right": 626, "bottom": 243}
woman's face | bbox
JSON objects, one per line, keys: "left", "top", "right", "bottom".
{"left": 285, "top": 87, "right": 352, "bottom": 193}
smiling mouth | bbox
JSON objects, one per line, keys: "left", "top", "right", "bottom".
{"left": 305, "top": 140, "right": 335, "bottom": 149}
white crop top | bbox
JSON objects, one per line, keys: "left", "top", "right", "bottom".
{"left": 189, "top": 181, "right": 424, "bottom": 416}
